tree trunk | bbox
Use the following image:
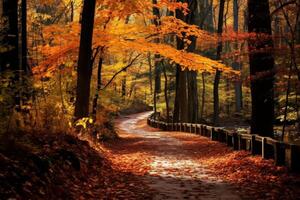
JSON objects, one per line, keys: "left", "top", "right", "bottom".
{"left": 70, "top": 1, "right": 74, "bottom": 22}
{"left": 163, "top": 64, "right": 170, "bottom": 122}
{"left": 2, "top": 0, "right": 19, "bottom": 71}
{"left": 186, "top": 1, "right": 199, "bottom": 123}
{"left": 296, "top": 8, "right": 300, "bottom": 44}
{"left": 248, "top": 0, "right": 275, "bottom": 137}
{"left": 188, "top": 70, "right": 198, "bottom": 123}
{"left": 173, "top": 67, "right": 180, "bottom": 122}
{"left": 121, "top": 73, "right": 126, "bottom": 97}
{"left": 152, "top": 0, "right": 161, "bottom": 114}
{"left": 205, "top": 0, "right": 214, "bottom": 32}
{"left": 187, "top": 36, "right": 198, "bottom": 123}
{"left": 21, "top": 0, "right": 29, "bottom": 74}
{"left": 213, "top": 0, "right": 225, "bottom": 125}
{"left": 200, "top": 73, "right": 206, "bottom": 119}
{"left": 0, "top": 1, "right": 3, "bottom": 16}
{"left": 173, "top": 0, "right": 198, "bottom": 123}
{"left": 74, "top": 0, "right": 96, "bottom": 120}
{"left": 147, "top": 53, "right": 153, "bottom": 95}
{"left": 92, "top": 56, "right": 103, "bottom": 117}
{"left": 233, "top": 0, "right": 243, "bottom": 113}
{"left": 178, "top": 68, "right": 189, "bottom": 122}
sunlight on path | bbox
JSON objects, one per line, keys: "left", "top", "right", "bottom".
{"left": 117, "top": 112, "right": 241, "bottom": 200}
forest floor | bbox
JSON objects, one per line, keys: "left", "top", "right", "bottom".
{"left": 1, "top": 112, "right": 300, "bottom": 199}
{"left": 103, "top": 112, "right": 300, "bottom": 200}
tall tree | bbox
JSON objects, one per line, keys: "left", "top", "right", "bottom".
{"left": 152, "top": 0, "right": 162, "bottom": 115}
{"left": 174, "top": 0, "right": 198, "bottom": 123}
{"left": 297, "top": 9, "right": 300, "bottom": 44}
{"left": 197, "top": 0, "right": 214, "bottom": 120}
{"left": 213, "top": 0, "right": 225, "bottom": 125}
{"left": 74, "top": 0, "right": 96, "bottom": 119}
{"left": 21, "top": 0, "right": 29, "bottom": 73}
{"left": 0, "top": 1, "right": 2, "bottom": 16}
{"left": 248, "top": 0, "right": 275, "bottom": 137}
{"left": 1, "top": 0, "right": 19, "bottom": 71}
{"left": 186, "top": 0, "right": 199, "bottom": 123}
{"left": 233, "top": 0, "right": 243, "bottom": 113}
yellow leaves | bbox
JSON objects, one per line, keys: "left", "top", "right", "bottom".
{"left": 156, "top": 0, "right": 188, "bottom": 14}
{"left": 117, "top": 39, "right": 238, "bottom": 76}
{"left": 159, "top": 16, "right": 216, "bottom": 43}
{"left": 33, "top": 0, "right": 240, "bottom": 79}
{"left": 74, "top": 117, "right": 94, "bottom": 129}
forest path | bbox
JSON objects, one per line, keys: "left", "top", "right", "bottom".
{"left": 114, "top": 112, "right": 242, "bottom": 200}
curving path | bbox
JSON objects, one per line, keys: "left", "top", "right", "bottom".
{"left": 116, "top": 112, "right": 242, "bottom": 200}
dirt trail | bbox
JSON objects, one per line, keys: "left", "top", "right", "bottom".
{"left": 116, "top": 112, "right": 241, "bottom": 200}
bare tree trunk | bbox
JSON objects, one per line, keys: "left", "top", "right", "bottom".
{"left": 2, "top": 0, "right": 19, "bottom": 70}
{"left": 121, "top": 73, "right": 126, "bottom": 97}
{"left": 74, "top": 0, "right": 96, "bottom": 119}
{"left": 173, "top": 67, "right": 180, "bottom": 122}
{"left": 282, "top": 62, "right": 292, "bottom": 140}
{"left": 248, "top": 0, "right": 275, "bottom": 137}
{"left": 0, "top": 1, "right": 3, "bottom": 17}
{"left": 70, "top": 1, "right": 74, "bottom": 22}
{"left": 163, "top": 64, "right": 170, "bottom": 122}
{"left": 173, "top": 0, "right": 198, "bottom": 123}
{"left": 152, "top": 0, "right": 161, "bottom": 115}
{"left": 147, "top": 53, "right": 153, "bottom": 95}
{"left": 21, "top": 0, "right": 29, "bottom": 73}
{"left": 233, "top": 0, "right": 243, "bottom": 113}
{"left": 92, "top": 56, "right": 103, "bottom": 117}
{"left": 213, "top": 0, "right": 225, "bottom": 125}
{"left": 200, "top": 73, "right": 206, "bottom": 119}
{"left": 178, "top": 68, "right": 189, "bottom": 122}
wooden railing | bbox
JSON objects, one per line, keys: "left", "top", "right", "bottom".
{"left": 147, "top": 113, "right": 300, "bottom": 172}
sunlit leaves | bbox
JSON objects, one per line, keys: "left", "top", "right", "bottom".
{"left": 33, "top": 0, "right": 239, "bottom": 78}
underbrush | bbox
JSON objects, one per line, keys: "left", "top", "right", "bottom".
{"left": 118, "top": 99, "right": 152, "bottom": 115}
{"left": 0, "top": 131, "right": 152, "bottom": 199}
{"left": 0, "top": 71, "right": 154, "bottom": 198}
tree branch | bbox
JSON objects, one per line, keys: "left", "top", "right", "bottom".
{"left": 271, "top": 0, "right": 296, "bottom": 17}
{"left": 101, "top": 54, "right": 142, "bottom": 90}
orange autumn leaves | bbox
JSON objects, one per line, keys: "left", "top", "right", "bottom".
{"left": 32, "top": 0, "right": 240, "bottom": 78}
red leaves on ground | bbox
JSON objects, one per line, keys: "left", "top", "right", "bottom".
{"left": 0, "top": 131, "right": 153, "bottom": 199}
{"left": 169, "top": 132, "right": 300, "bottom": 200}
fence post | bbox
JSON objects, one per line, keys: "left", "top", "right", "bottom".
{"left": 226, "top": 132, "right": 232, "bottom": 146}
{"left": 262, "top": 138, "right": 267, "bottom": 159}
{"left": 218, "top": 130, "right": 224, "bottom": 143}
{"left": 238, "top": 135, "right": 246, "bottom": 150}
{"left": 251, "top": 135, "right": 257, "bottom": 155}
{"left": 262, "top": 138, "right": 274, "bottom": 159}
{"left": 232, "top": 133, "right": 239, "bottom": 150}
{"left": 200, "top": 125, "right": 203, "bottom": 136}
{"left": 206, "top": 126, "right": 210, "bottom": 137}
{"left": 196, "top": 125, "right": 199, "bottom": 135}
{"left": 285, "top": 144, "right": 299, "bottom": 171}
{"left": 274, "top": 141, "right": 285, "bottom": 166}
{"left": 211, "top": 128, "right": 214, "bottom": 140}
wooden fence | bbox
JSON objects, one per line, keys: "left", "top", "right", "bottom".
{"left": 147, "top": 114, "right": 300, "bottom": 172}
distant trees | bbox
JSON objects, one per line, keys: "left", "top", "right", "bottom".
{"left": 248, "top": 0, "right": 275, "bottom": 137}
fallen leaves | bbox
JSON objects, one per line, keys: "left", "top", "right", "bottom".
{"left": 169, "top": 132, "right": 300, "bottom": 200}
{"left": 0, "top": 131, "right": 153, "bottom": 199}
